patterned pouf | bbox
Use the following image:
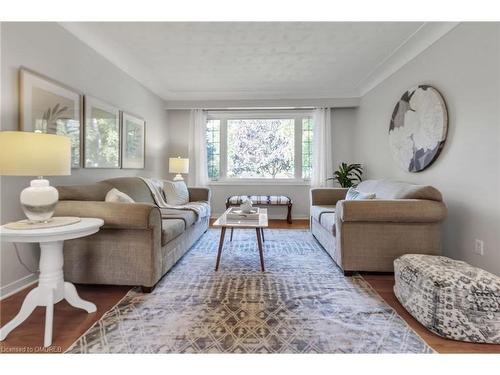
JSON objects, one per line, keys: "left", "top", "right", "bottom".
{"left": 394, "top": 254, "right": 500, "bottom": 344}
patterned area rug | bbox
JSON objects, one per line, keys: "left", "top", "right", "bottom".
{"left": 67, "top": 229, "right": 433, "bottom": 353}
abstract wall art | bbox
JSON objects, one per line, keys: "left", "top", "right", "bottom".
{"left": 388, "top": 85, "right": 448, "bottom": 172}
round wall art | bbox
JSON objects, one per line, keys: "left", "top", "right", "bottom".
{"left": 388, "top": 85, "right": 448, "bottom": 172}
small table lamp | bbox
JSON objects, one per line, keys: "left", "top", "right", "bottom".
{"left": 0, "top": 131, "right": 71, "bottom": 223}
{"left": 169, "top": 157, "right": 189, "bottom": 181}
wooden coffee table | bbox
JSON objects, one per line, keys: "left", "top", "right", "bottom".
{"left": 212, "top": 208, "right": 268, "bottom": 271}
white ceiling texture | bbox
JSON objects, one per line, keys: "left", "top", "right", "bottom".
{"left": 60, "top": 22, "right": 458, "bottom": 102}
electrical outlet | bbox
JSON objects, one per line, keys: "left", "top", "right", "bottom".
{"left": 474, "top": 239, "right": 484, "bottom": 256}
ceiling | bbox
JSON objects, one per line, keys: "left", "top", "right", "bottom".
{"left": 60, "top": 22, "right": 453, "bottom": 101}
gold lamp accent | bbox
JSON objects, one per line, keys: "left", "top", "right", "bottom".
{"left": 0, "top": 131, "right": 71, "bottom": 222}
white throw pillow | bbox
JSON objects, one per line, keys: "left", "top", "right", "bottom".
{"left": 163, "top": 180, "right": 189, "bottom": 206}
{"left": 105, "top": 188, "right": 135, "bottom": 203}
{"left": 345, "top": 187, "right": 376, "bottom": 200}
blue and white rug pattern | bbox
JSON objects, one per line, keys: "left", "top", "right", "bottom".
{"left": 67, "top": 229, "right": 433, "bottom": 353}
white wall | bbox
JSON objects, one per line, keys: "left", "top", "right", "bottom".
{"left": 166, "top": 108, "right": 357, "bottom": 219}
{"left": 354, "top": 23, "right": 500, "bottom": 275}
{"left": 0, "top": 22, "right": 169, "bottom": 296}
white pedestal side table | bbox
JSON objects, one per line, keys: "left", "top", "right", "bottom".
{"left": 0, "top": 218, "right": 104, "bottom": 347}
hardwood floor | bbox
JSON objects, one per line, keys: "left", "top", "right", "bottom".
{"left": 0, "top": 284, "right": 130, "bottom": 353}
{"left": 1, "top": 219, "right": 498, "bottom": 353}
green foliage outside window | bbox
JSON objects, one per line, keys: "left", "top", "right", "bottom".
{"left": 206, "top": 115, "right": 314, "bottom": 180}
{"left": 227, "top": 119, "right": 294, "bottom": 179}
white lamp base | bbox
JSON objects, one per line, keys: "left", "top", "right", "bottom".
{"left": 20, "top": 179, "right": 58, "bottom": 223}
{"left": 173, "top": 174, "right": 184, "bottom": 181}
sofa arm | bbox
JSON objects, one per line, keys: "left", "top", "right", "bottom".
{"left": 188, "top": 187, "right": 211, "bottom": 202}
{"left": 55, "top": 201, "right": 161, "bottom": 229}
{"left": 336, "top": 199, "right": 447, "bottom": 223}
{"left": 310, "top": 188, "right": 348, "bottom": 206}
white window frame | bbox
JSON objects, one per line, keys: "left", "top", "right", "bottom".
{"left": 206, "top": 110, "right": 312, "bottom": 186}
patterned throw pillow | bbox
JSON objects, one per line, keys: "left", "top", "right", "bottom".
{"left": 105, "top": 188, "right": 135, "bottom": 203}
{"left": 345, "top": 187, "right": 376, "bottom": 200}
{"left": 163, "top": 180, "right": 189, "bottom": 206}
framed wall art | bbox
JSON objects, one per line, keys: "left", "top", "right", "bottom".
{"left": 121, "top": 112, "right": 145, "bottom": 169}
{"left": 19, "top": 67, "right": 83, "bottom": 168}
{"left": 84, "top": 96, "right": 121, "bottom": 169}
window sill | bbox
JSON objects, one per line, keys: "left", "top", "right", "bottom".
{"left": 208, "top": 179, "right": 311, "bottom": 187}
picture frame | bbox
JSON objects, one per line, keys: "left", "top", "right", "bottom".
{"left": 19, "top": 67, "right": 83, "bottom": 168}
{"left": 83, "top": 96, "right": 121, "bottom": 169}
{"left": 121, "top": 111, "right": 146, "bottom": 169}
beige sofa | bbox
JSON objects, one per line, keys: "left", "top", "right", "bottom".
{"left": 55, "top": 177, "right": 210, "bottom": 292}
{"left": 310, "top": 179, "right": 447, "bottom": 274}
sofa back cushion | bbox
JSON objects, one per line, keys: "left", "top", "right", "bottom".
{"left": 105, "top": 188, "right": 135, "bottom": 203}
{"left": 57, "top": 177, "right": 156, "bottom": 203}
{"left": 357, "top": 179, "right": 442, "bottom": 201}
{"left": 103, "top": 177, "right": 156, "bottom": 204}
{"left": 57, "top": 181, "right": 113, "bottom": 201}
{"left": 163, "top": 180, "right": 189, "bottom": 205}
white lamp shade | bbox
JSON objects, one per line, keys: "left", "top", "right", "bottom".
{"left": 0, "top": 131, "right": 71, "bottom": 176}
{"left": 169, "top": 157, "right": 189, "bottom": 174}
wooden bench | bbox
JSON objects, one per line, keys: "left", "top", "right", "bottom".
{"left": 225, "top": 195, "right": 293, "bottom": 223}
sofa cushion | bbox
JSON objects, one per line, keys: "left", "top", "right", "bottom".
{"left": 345, "top": 187, "right": 376, "bottom": 200}
{"left": 163, "top": 180, "right": 189, "bottom": 205}
{"left": 311, "top": 205, "right": 336, "bottom": 235}
{"left": 105, "top": 188, "right": 135, "bottom": 203}
{"left": 160, "top": 208, "right": 196, "bottom": 228}
{"left": 57, "top": 181, "right": 113, "bottom": 201}
{"left": 319, "top": 212, "right": 336, "bottom": 236}
{"left": 161, "top": 219, "right": 185, "bottom": 246}
{"left": 357, "top": 179, "right": 442, "bottom": 201}
{"left": 311, "top": 205, "right": 336, "bottom": 222}
{"left": 103, "top": 177, "right": 156, "bottom": 204}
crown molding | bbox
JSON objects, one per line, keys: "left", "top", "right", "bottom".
{"left": 358, "top": 22, "right": 460, "bottom": 96}
{"left": 165, "top": 97, "right": 360, "bottom": 109}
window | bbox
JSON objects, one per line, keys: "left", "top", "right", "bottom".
{"left": 302, "top": 118, "right": 313, "bottom": 180}
{"left": 206, "top": 111, "right": 313, "bottom": 181}
{"left": 206, "top": 119, "right": 220, "bottom": 180}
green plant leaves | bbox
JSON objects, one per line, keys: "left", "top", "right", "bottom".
{"left": 329, "top": 162, "right": 363, "bottom": 188}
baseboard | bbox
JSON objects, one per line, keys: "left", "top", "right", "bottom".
{"left": 0, "top": 273, "right": 38, "bottom": 300}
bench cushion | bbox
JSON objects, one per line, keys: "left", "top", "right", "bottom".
{"left": 394, "top": 254, "right": 500, "bottom": 344}
{"left": 228, "top": 195, "right": 291, "bottom": 205}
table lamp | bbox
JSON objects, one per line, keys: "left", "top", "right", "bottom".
{"left": 0, "top": 131, "right": 71, "bottom": 223}
{"left": 169, "top": 157, "right": 189, "bottom": 181}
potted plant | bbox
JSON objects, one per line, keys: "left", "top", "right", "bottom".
{"left": 327, "top": 163, "right": 363, "bottom": 188}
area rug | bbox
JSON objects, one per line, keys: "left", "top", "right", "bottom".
{"left": 67, "top": 229, "right": 433, "bottom": 353}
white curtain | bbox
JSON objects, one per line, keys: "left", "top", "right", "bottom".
{"left": 187, "top": 109, "right": 209, "bottom": 186}
{"left": 311, "top": 108, "right": 334, "bottom": 187}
